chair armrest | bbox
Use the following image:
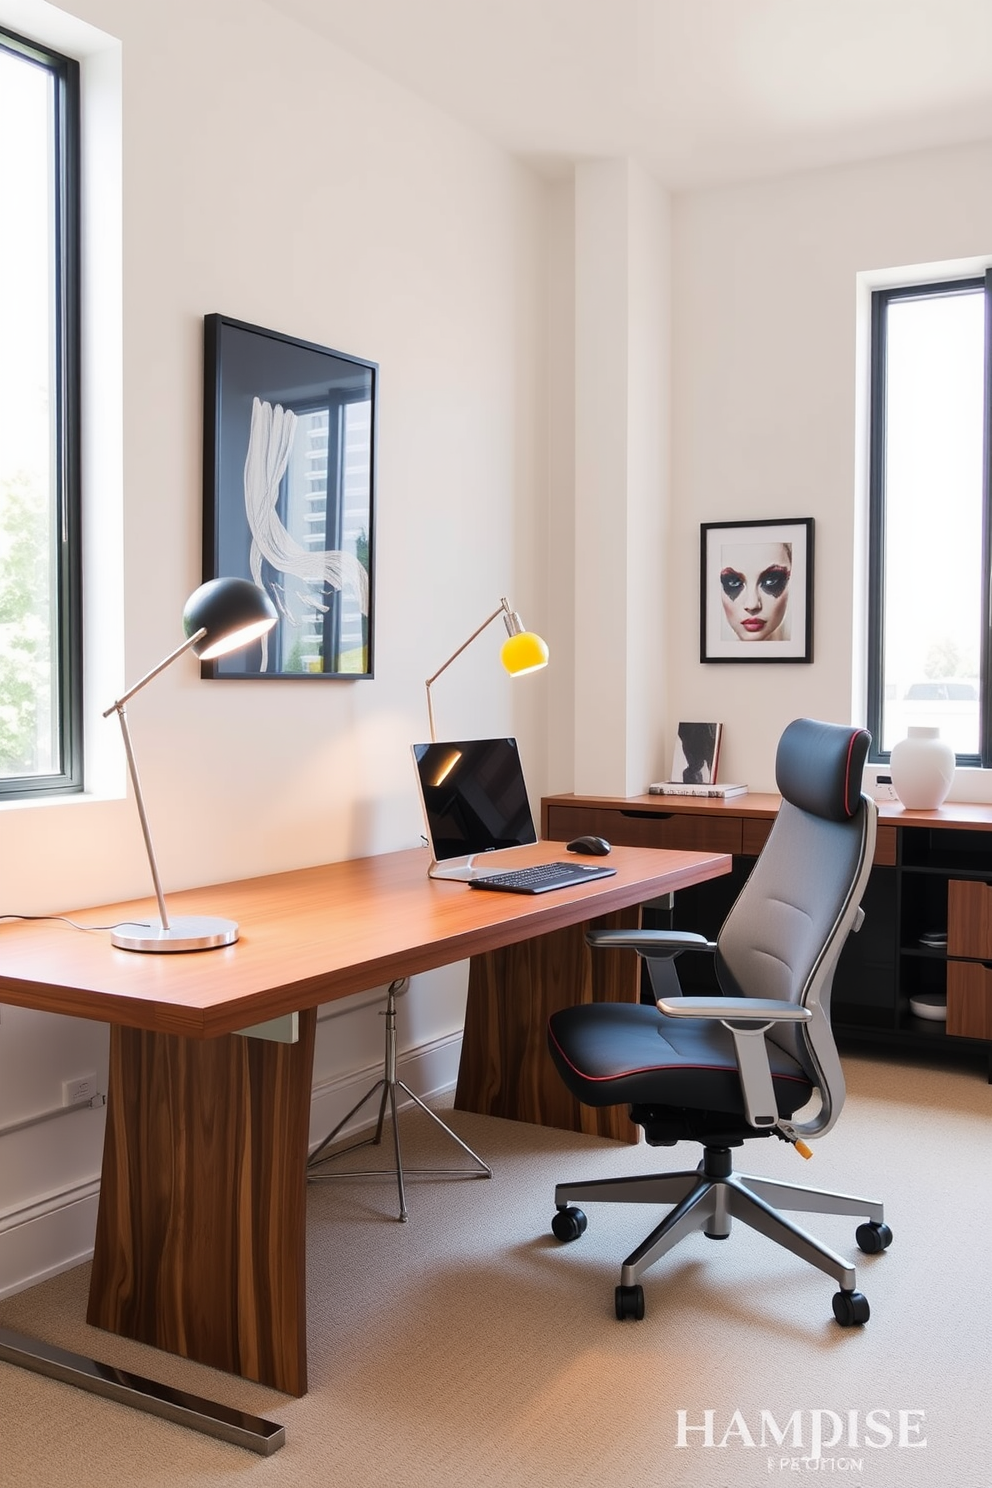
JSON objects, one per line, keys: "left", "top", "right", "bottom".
{"left": 655, "top": 996, "right": 811, "bottom": 1132}
{"left": 586, "top": 929, "right": 716, "bottom": 1003}
{"left": 585, "top": 929, "right": 715, "bottom": 956}
{"left": 655, "top": 996, "right": 812, "bottom": 1023}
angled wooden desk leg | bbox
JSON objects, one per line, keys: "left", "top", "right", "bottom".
{"left": 454, "top": 908, "right": 640, "bottom": 1141}
{"left": 87, "top": 1008, "right": 317, "bottom": 1397}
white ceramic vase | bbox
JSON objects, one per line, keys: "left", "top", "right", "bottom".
{"left": 889, "top": 726, "right": 955, "bottom": 810}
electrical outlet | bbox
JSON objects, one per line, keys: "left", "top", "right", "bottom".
{"left": 62, "top": 1072, "right": 98, "bottom": 1107}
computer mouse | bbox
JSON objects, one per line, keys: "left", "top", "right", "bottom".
{"left": 565, "top": 834, "right": 611, "bottom": 856}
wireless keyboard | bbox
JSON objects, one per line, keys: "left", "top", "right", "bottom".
{"left": 469, "top": 861, "right": 617, "bottom": 894}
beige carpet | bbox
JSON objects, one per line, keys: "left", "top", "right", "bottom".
{"left": 1, "top": 1047, "right": 989, "bottom": 1488}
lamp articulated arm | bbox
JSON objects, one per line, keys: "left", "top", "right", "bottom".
{"left": 107, "top": 699, "right": 171, "bottom": 932}
{"left": 103, "top": 630, "right": 206, "bottom": 716}
{"left": 426, "top": 601, "right": 508, "bottom": 743}
{"left": 102, "top": 577, "right": 277, "bottom": 953}
{"left": 425, "top": 597, "right": 548, "bottom": 742}
{"left": 103, "top": 629, "right": 208, "bottom": 936}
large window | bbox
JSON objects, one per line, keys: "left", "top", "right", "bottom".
{"left": 0, "top": 27, "right": 81, "bottom": 797}
{"left": 867, "top": 273, "right": 991, "bottom": 763}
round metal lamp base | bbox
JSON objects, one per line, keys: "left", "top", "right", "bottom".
{"left": 110, "top": 916, "right": 239, "bottom": 953}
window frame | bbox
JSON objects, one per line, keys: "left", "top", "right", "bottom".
{"left": 0, "top": 26, "right": 82, "bottom": 799}
{"left": 866, "top": 271, "right": 992, "bottom": 767}
{"left": 277, "top": 386, "right": 372, "bottom": 672}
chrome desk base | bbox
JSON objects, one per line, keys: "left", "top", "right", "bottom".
{"left": 308, "top": 977, "right": 492, "bottom": 1221}
{"left": 0, "top": 1327, "right": 285, "bottom": 1455}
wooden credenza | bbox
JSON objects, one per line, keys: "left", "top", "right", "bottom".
{"left": 542, "top": 791, "right": 992, "bottom": 1074}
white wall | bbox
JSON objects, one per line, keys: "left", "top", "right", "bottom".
{"left": 570, "top": 160, "right": 671, "bottom": 797}
{"left": 545, "top": 138, "right": 992, "bottom": 804}
{"left": 0, "top": 0, "right": 549, "bottom": 1294}
{"left": 667, "top": 139, "right": 992, "bottom": 793}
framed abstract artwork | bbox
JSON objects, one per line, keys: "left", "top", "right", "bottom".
{"left": 202, "top": 314, "right": 377, "bottom": 679}
{"left": 700, "top": 517, "right": 814, "bottom": 663}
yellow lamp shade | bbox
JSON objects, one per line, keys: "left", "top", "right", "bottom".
{"left": 500, "top": 629, "right": 549, "bottom": 677}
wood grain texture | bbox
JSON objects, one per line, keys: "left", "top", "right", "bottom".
{"left": 542, "top": 791, "right": 941, "bottom": 869}
{"left": 946, "top": 961, "right": 992, "bottom": 1039}
{"left": 543, "top": 802, "right": 743, "bottom": 854}
{"left": 87, "top": 1010, "right": 316, "bottom": 1395}
{"left": 541, "top": 792, "right": 784, "bottom": 837}
{"left": 455, "top": 908, "right": 641, "bottom": 1141}
{"left": 741, "top": 817, "right": 773, "bottom": 856}
{"left": 0, "top": 844, "right": 730, "bottom": 1037}
{"left": 3, "top": 844, "right": 732, "bottom": 1394}
{"left": 873, "top": 825, "right": 898, "bottom": 866}
{"left": 947, "top": 878, "right": 992, "bottom": 959}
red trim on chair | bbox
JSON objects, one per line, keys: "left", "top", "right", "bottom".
{"left": 843, "top": 730, "right": 859, "bottom": 817}
{"left": 547, "top": 1028, "right": 809, "bottom": 1088}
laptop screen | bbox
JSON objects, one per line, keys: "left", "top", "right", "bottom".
{"left": 412, "top": 738, "right": 537, "bottom": 876}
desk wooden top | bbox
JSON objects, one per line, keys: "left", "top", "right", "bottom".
{"left": 0, "top": 842, "right": 730, "bottom": 1039}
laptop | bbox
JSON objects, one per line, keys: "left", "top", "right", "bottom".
{"left": 411, "top": 737, "right": 616, "bottom": 891}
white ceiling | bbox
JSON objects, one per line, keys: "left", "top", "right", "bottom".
{"left": 263, "top": 0, "right": 992, "bottom": 188}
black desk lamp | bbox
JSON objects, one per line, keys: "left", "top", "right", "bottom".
{"left": 104, "top": 577, "right": 277, "bottom": 953}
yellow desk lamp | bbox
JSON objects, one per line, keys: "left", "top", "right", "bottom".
{"left": 424, "top": 596, "right": 549, "bottom": 741}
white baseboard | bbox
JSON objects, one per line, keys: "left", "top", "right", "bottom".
{"left": 0, "top": 1032, "right": 463, "bottom": 1300}
{"left": 0, "top": 1183, "right": 101, "bottom": 1301}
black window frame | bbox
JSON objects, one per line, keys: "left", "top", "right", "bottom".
{"left": 866, "top": 270, "right": 992, "bottom": 766}
{"left": 0, "top": 26, "right": 82, "bottom": 799}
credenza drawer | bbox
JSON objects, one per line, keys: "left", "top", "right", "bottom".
{"left": 946, "top": 960, "right": 992, "bottom": 1039}
{"left": 874, "top": 825, "right": 897, "bottom": 867}
{"left": 739, "top": 818, "right": 895, "bottom": 865}
{"left": 544, "top": 804, "right": 743, "bottom": 855}
{"left": 545, "top": 803, "right": 894, "bottom": 868}
{"left": 742, "top": 819, "right": 772, "bottom": 856}
{"left": 947, "top": 879, "right": 992, "bottom": 959}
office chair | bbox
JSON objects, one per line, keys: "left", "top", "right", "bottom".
{"left": 308, "top": 976, "right": 491, "bottom": 1221}
{"left": 547, "top": 718, "right": 892, "bottom": 1325}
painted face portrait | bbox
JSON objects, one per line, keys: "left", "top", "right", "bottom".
{"left": 719, "top": 541, "right": 792, "bottom": 642}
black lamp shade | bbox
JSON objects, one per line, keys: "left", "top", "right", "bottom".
{"left": 183, "top": 578, "right": 278, "bottom": 661}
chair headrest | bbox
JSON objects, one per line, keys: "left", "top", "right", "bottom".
{"left": 775, "top": 718, "right": 871, "bottom": 821}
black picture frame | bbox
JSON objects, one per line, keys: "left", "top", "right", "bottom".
{"left": 700, "top": 517, "right": 814, "bottom": 663}
{"left": 202, "top": 314, "right": 377, "bottom": 679}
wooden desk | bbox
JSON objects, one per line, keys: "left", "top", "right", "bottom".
{"left": 0, "top": 840, "right": 729, "bottom": 1398}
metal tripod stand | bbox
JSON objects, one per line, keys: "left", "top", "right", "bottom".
{"left": 307, "top": 977, "right": 492, "bottom": 1221}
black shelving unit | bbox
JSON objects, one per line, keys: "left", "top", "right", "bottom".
{"left": 832, "top": 826, "right": 991, "bottom": 1076}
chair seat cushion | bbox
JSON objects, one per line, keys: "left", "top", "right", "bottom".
{"left": 547, "top": 1001, "right": 813, "bottom": 1117}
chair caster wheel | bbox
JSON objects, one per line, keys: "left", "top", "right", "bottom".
{"left": 615, "top": 1284, "right": 645, "bottom": 1321}
{"left": 832, "top": 1289, "right": 870, "bottom": 1326}
{"left": 552, "top": 1206, "right": 587, "bottom": 1243}
{"left": 856, "top": 1220, "right": 892, "bottom": 1253}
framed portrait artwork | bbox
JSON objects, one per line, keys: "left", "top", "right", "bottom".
{"left": 700, "top": 518, "right": 814, "bottom": 663}
{"left": 202, "top": 314, "right": 377, "bottom": 679}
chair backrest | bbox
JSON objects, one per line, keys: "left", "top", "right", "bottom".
{"left": 715, "top": 719, "right": 876, "bottom": 1138}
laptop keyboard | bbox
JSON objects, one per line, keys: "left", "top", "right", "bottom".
{"left": 469, "top": 861, "right": 617, "bottom": 894}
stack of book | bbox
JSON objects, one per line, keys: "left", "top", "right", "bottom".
{"left": 649, "top": 780, "right": 749, "bottom": 798}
